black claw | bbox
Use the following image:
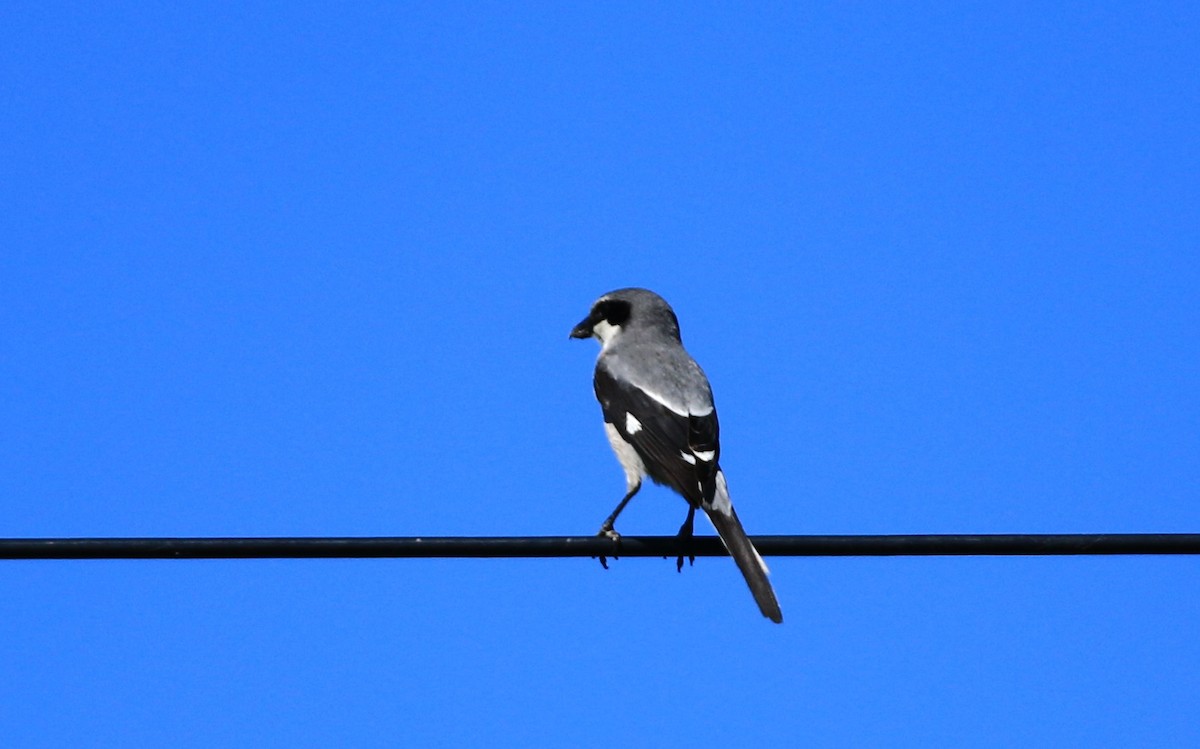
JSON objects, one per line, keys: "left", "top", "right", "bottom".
{"left": 596, "top": 526, "right": 621, "bottom": 570}
{"left": 675, "top": 505, "right": 697, "bottom": 573}
{"left": 675, "top": 553, "right": 695, "bottom": 573}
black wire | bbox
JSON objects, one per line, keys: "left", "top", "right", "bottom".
{"left": 1, "top": 534, "right": 1198, "bottom": 560}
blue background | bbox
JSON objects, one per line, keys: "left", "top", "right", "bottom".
{"left": 3, "top": 3, "right": 1198, "bottom": 746}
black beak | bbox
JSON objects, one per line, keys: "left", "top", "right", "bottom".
{"left": 569, "top": 315, "right": 595, "bottom": 340}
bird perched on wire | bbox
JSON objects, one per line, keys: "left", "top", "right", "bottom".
{"left": 570, "top": 288, "right": 782, "bottom": 623}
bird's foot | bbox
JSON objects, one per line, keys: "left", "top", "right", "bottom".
{"left": 596, "top": 525, "right": 621, "bottom": 570}
{"left": 675, "top": 520, "right": 695, "bottom": 573}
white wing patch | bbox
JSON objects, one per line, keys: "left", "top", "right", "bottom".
{"left": 679, "top": 451, "right": 697, "bottom": 465}
{"left": 691, "top": 449, "right": 716, "bottom": 462}
{"left": 625, "top": 412, "right": 642, "bottom": 434}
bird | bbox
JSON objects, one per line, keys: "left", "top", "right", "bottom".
{"left": 570, "top": 287, "right": 783, "bottom": 623}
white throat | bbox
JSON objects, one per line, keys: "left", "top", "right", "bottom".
{"left": 591, "top": 319, "right": 622, "bottom": 350}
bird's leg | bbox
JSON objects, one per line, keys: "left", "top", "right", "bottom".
{"left": 675, "top": 503, "right": 697, "bottom": 572}
{"left": 598, "top": 483, "right": 641, "bottom": 537}
{"left": 596, "top": 482, "right": 640, "bottom": 569}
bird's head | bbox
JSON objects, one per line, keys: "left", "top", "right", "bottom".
{"left": 570, "top": 288, "right": 681, "bottom": 347}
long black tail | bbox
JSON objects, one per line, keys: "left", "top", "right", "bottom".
{"left": 703, "top": 472, "right": 783, "bottom": 623}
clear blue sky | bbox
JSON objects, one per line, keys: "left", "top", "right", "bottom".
{"left": 3, "top": 3, "right": 1198, "bottom": 746}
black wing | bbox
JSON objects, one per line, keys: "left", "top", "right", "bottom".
{"left": 594, "top": 364, "right": 720, "bottom": 506}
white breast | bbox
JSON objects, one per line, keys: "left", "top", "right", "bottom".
{"left": 603, "top": 422, "right": 645, "bottom": 492}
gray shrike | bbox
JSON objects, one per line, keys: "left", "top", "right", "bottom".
{"left": 571, "top": 288, "right": 782, "bottom": 623}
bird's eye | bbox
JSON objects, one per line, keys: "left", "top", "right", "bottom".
{"left": 599, "top": 300, "right": 631, "bottom": 326}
